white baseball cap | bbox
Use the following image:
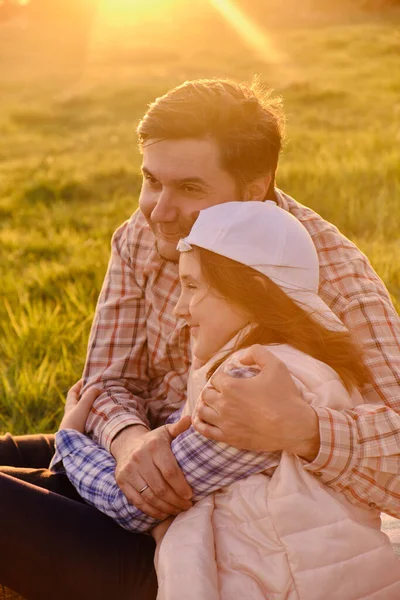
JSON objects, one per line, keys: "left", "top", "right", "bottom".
{"left": 177, "top": 201, "right": 345, "bottom": 331}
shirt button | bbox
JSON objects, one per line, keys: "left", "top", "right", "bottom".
{"left": 368, "top": 501, "right": 376, "bottom": 508}
{"left": 315, "top": 472, "right": 322, "bottom": 477}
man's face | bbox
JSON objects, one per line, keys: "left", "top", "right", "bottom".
{"left": 139, "top": 138, "right": 239, "bottom": 261}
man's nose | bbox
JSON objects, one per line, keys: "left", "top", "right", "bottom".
{"left": 151, "top": 189, "right": 178, "bottom": 223}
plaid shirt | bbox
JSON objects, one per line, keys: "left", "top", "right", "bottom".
{"left": 76, "top": 188, "right": 400, "bottom": 517}
{"left": 51, "top": 422, "right": 280, "bottom": 532}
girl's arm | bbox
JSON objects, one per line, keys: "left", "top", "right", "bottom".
{"left": 52, "top": 380, "right": 281, "bottom": 531}
{"left": 51, "top": 429, "right": 159, "bottom": 533}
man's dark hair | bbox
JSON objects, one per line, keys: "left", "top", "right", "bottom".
{"left": 137, "top": 77, "right": 285, "bottom": 191}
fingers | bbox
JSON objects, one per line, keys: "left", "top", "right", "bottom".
{"left": 140, "top": 480, "right": 187, "bottom": 516}
{"left": 165, "top": 415, "right": 192, "bottom": 439}
{"left": 151, "top": 427, "right": 193, "bottom": 502}
{"left": 117, "top": 458, "right": 193, "bottom": 519}
{"left": 73, "top": 387, "right": 102, "bottom": 421}
{"left": 118, "top": 479, "right": 168, "bottom": 520}
{"left": 208, "top": 345, "right": 276, "bottom": 392}
{"left": 239, "top": 344, "right": 275, "bottom": 367}
{"left": 65, "top": 389, "right": 79, "bottom": 408}
{"left": 193, "top": 393, "right": 223, "bottom": 440}
{"left": 70, "top": 378, "right": 84, "bottom": 393}
{"left": 67, "top": 379, "right": 83, "bottom": 398}
{"left": 195, "top": 402, "right": 219, "bottom": 427}
{"left": 61, "top": 385, "right": 102, "bottom": 432}
{"left": 114, "top": 426, "right": 194, "bottom": 519}
{"left": 192, "top": 413, "right": 223, "bottom": 442}
{"left": 201, "top": 384, "right": 221, "bottom": 408}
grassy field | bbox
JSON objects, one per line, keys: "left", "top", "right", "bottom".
{"left": 0, "top": 1, "right": 399, "bottom": 434}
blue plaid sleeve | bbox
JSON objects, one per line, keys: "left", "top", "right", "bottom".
{"left": 165, "top": 406, "right": 183, "bottom": 425}
{"left": 51, "top": 420, "right": 281, "bottom": 532}
{"left": 167, "top": 409, "right": 281, "bottom": 500}
{"left": 51, "top": 429, "right": 159, "bottom": 533}
{"left": 171, "top": 426, "right": 281, "bottom": 501}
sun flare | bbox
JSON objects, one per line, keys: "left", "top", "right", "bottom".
{"left": 97, "top": 0, "right": 180, "bottom": 20}
{"left": 209, "top": 0, "right": 285, "bottom": 63}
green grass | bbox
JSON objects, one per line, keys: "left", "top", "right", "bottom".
{"left": 1, "top": 2, "right": 399, "bottom": 434}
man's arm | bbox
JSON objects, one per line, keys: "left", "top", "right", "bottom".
{"left": 51, "top": 429, "right": 159, "bottom": 532}
{"left": 285, "top": 192, "right": 400, "bottom": 514}
{"left": 80, "top": 212, "right": 193, "bottom": 517}
{"left": 51, "top": 420, "right": 281, "bottom": 531}
{"left": 301, "top": 293, "right": 400, "bottom": 515}
{"left": 194, "top": 292, "right": 400, "bottom": 517}
{"left": 82, "top": 215, "right": 151, "bottom": 449}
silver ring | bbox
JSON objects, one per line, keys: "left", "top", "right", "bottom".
{"left": 138, "top": 484, "right": 150, "bottom": 494}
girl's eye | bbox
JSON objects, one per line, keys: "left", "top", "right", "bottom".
{"left": 181, "top": 281, "right": 197, "bottom": 290}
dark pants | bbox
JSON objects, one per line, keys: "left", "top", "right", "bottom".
{"left": 0, "top": 433, "right": 157, "bottom": 600}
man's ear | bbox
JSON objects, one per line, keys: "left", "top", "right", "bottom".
{"left": 243, "top": 173, "right": 272, "bottom": 201}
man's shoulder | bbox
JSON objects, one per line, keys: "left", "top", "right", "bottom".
{"left": 112, "top": 209, "right": 160, "bottom": 266}
{"left": 276, "top": 190, "right": 377, "bottom": 272}
{"left": 114, "top": 208, "right": 153, "bottom": 246}
{"left": 111, "top": 210, "right": 180, "bottom": 289}
{"left": 276, "top": 189, "right": 356, "bottom": 258}
{"left": 276, "top": 189, "right": 395, "bottom": 308}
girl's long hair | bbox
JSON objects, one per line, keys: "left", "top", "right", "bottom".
{"left": 197, "top": 248, "right": 370, "bottom": 391}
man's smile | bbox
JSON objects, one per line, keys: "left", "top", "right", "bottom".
{"left": 156, "top": 228, "right": 191, "bottom": 241}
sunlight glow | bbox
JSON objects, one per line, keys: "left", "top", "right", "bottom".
{"left": 97, "top": 0, "right": 178, "bottom": 21}
{"left": 209, "top": 0, "right": 285, "bottom": 63}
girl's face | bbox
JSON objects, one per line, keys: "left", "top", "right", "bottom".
{"left": 174, "top": 250, "right": 249, "bottom": 364}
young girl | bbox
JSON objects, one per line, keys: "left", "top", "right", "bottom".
{"left": 53, "top": 201, "right": 400, "bottom": 599}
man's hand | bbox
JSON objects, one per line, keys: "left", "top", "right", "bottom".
{"left": 111, "top": 416, "right": 193, "bottom": 520}
{"left": 59, "top": 380, "right": 101, "bottom": 433}
{"left": 192, "top": 344, "right": 321, "bottom": 461}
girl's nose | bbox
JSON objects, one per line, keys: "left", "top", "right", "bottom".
{"left": 174, "top": 293, "right": 189, "bottom": 320}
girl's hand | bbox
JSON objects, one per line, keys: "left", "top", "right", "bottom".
{"left": 59, "top": 379, "right": 101, "bottom": 433}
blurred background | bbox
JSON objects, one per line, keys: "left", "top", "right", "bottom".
{"left": 1, "top": 0, "right": 399, "bottom": 434}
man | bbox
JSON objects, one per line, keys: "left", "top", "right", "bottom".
{"left": 1, "top": 78, "right": 399, "bottom": 599}
{"left": 83, "top": 77, "right": 400, "bottom": 519}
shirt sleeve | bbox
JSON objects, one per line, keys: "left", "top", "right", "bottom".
{"left": 82, "top": 214, "right": 152, "bottom": 451}
{"left": 171, "top": 426, "right": 281, "bottom": 501}
{"left": 51, "top": 422, "right": 281, "bottom": 533}
{"left": 165, "top": 407, "right": 280, "bottom": 500}
{"left": 304, "top": 293, "right": 400, "bottom": 517}
{"left": 51, "top": 429, "right": 157, "bottom": 533}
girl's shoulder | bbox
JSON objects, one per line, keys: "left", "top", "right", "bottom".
{"left": 270, "top": 344, "right": 364, "bottom": 409}
{"left": 262, "top": 343, "right": 341, "bottom": 387}
{"left": 228, "top": 344, "right": 341, "bottom": 390}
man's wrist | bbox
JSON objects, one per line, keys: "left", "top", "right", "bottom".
{"left": 287, "top": 405, "right": 321, "bottom": 463}
{"left": 110, "top": 424, "right": 149, "bottom": 459}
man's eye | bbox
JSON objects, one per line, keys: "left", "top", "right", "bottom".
{"left": 183, "top": 185, "right": 201, "bottom": 194}
{"left": 144, "top": 175, "right": 159, "bottom": 186}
